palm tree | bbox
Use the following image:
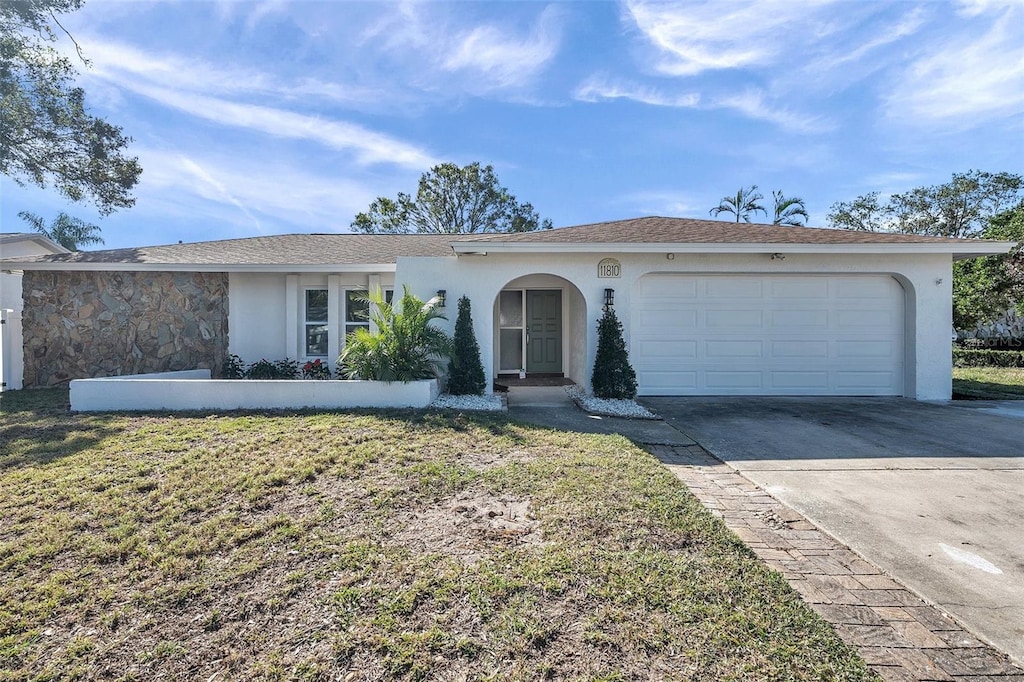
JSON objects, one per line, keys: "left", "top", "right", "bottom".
{"left": 709, "top": 186, "right": 767, "bottom": 223}
{"left": 772, "top": 191, "right": 809, "bottom": 226}
{"left": 18, "top": 211, "right": 104, "bottom": 251}
{"left": 338, "top": 287, "right": 452, "bottom": 381}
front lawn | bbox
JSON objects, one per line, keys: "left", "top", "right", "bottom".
{"left": 0, "top": 389, "right": 873, "bottom": 681}
{"left": 953, "top": 366, "right": 1024, "bottom": 399}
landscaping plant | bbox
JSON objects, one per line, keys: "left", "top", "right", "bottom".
{"left": 301, "top": 359, "right": 332, "bottom": 380}
{"left": 448, "top": 295, "right": 486, "bottom": 395}
{"left": 338, "top": 287, "right": 452, "bottom": 381}
{"left": 591, "top": 304, "right": 638, "bottom": 399}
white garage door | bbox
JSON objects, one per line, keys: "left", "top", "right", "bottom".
{"left": 632, "top": 274, "right": 905, "bottom": 396}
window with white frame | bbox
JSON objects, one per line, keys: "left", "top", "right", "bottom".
{"left": 344, "top": 290, "right": 369, "bottom": 337}
{"left": 304, "top": 288, "right": 329, "bottom": 357}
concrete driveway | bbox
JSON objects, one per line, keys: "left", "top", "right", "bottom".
{"left": 640, "top": 396, "right": 1024, "bottom": 665}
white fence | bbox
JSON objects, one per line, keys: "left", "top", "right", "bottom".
{"left": 70, "top": 370, "right": 440, "bottom": 412}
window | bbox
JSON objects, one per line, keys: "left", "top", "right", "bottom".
{"left": 345, "top": 290, "right": 369, "bottom": 336}
{"left": 343, "top": 289, "right": 394, "bottom": 341}
{"left": 304, "top": 289, "right": 329, "bottom": 357}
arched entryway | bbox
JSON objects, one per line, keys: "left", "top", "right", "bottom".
{"left": 492, "top": 274, "right": 588, "bottom": 386}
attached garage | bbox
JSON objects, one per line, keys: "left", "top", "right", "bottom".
{"left": 632, "top": 274, "right": 905, "bottom": 396}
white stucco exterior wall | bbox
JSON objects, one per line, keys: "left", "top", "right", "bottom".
{"left": 396, "top": 250, "right": 956, "bottom": 400}
{"left": 228, "top": 271, "right": 396, "bottom": 365}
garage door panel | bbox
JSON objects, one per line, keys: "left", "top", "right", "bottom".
{"left": 641, "top": 371, "right": 698, "bottom": 389}
{"left": 771, "top": 278, "right": 828, "bottom": 298}
{"left": 706, "top": 340, "right": 763, "bottom": 358}
{"left": 633, "top": 275, "right": 904, "bottom": 396}
{"left": 706, "top": 371, "right": 763, "bottom": 389}
{"left": 706, "top": 309, "right": 763, "bottom": 328}
{"left": 706, "top": 279, "right": 763, "bottom": 298}
{"left": 837, "top": 340, "right": 895, "bottom": 358}
{"left": 836, "top": 309, "right": 896, "bottom": 328}
{"left": 770, "top": 309, "right": 829, "bottom": 328}
{"left": 770, "top": 371, "right": 830, "bottom": 389}
{"left": 770, "top": 340, "right": 829, "bottom": 358}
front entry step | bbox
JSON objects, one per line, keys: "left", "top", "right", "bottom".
{"left": 494, "top": 375, "right": 573, "bottom": 391}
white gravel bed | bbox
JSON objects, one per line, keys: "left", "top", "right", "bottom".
{"left": 431, "top": 393, "right": 505, "bottom": 411}
{"left": 565, "top": 386, "right": 659, "bottom": 420}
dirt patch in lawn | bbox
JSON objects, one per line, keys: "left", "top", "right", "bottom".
{"left": 393, "top": 492, "right": 544, "bottom": 562}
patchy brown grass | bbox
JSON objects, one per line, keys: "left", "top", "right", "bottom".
{"left": 0, "top": 388, "right": 875, "bottom": 681}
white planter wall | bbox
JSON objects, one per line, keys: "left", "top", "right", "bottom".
{"left": 70, "top": 371, "right": 440, "bottom": 412}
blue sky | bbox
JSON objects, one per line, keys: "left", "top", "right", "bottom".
{"left": 2, "top": 0, "right": 1022, "bottom": 249}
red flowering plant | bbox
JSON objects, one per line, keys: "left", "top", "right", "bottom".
{"left": 301, "top": 358, "right": 332, "bottom": 380}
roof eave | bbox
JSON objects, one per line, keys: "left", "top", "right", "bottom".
{"left": 451, "top": 241, "right": 1017, "bottom": 257}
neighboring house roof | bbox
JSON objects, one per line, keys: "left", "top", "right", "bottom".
{"left": 0, "top": 232, "right": 71, "bottom": 256}
{"left": 0, "top": 217, "right": 1013, "bottom": 271}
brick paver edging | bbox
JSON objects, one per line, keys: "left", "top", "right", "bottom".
{"left": 647, "top": 443, "right": 1024, "bottom": 682}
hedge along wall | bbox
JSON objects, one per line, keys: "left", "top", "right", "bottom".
{"left": 21, "top": 271, "right": 228, "bottom": 387}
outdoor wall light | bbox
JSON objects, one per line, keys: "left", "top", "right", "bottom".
{"left": 604, "top": 288, "right": 615, "bottom": 307}
{"left": 771, "top": 253, "right": 786, "bottom": 261}
{"left": 436, "top": 289, "right": 446, "bottom": 307}
{"left": 666, "top": 253, "right": 675, "bottom": 260}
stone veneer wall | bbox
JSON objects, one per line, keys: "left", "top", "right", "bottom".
{"left": 22, "top": 271, "right": 228, "bottom": 387}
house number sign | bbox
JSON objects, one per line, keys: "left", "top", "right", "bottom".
{"left": 597, "top": 258, "right": 621, "bottom": 278}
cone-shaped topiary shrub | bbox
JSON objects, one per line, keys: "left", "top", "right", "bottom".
{"left": 591, "top": 305, "right": 638, "bottom": 399}
{"left": 448, "top": 295, "right": 487, "bottom": 395}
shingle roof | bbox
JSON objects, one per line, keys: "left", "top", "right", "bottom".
{"left": 5, "top": 233, "right": 455, "bottom": 265}
{"left": 459, "top": 216, "right": 975, "bottom": 245}
{"left": 0, "top": 217, "right": 999, "bottom": 268}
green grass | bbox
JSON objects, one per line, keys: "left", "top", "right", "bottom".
{"left": 0, "top": 388, "right": 875, "bottom": 681}
{"left": 953, "top": 366, "right": 1024, "bottom": 399}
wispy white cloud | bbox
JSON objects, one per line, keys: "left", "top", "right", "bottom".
{"left": 624, "top": 0, "right": 836, "bottom": 76}
{"left": 82, "top": 40, "right": 388, "bottom": 108}
{"left": 134, "top": 147, "right": 380, "bottom": 233}
{"left": 361, "top": 2, "right": 563, "bottom": 94}
{"left": 613, "top": 189, "right": 703, "bottom": 217}
{"left": 77, "top": 41, "right": 435, "bottom": 169}
{"left": 129, "top": 82, "right": 436, "bottom": 168}
{"left": 573, "top": 74, "right": 700, "bottom": 107}
{"left": 443, "top": 6, "right": 562, "bottom": 89}
{"left": 884, "top": 3, "right": 1024, "bottom": 126}
{"left": 572, "top": 76, "right": 829, "bottom": 134}
{"left": 713, "top": 89, "right": 833, "bottom": 134}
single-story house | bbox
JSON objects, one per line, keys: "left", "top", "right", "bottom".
{"left": 0, "top": 216, "right": 1013, "bottom": 399}
{"left": 0, "top": 233, "right": 70, "bottom": 391}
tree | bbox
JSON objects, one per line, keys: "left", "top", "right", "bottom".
{"left": 953, "top": 202, "right": 1024, "bottom": 330}
{"left": 771, "top": 190, "right": 809, "bottom": 226}
{"left": 709, "top": 185, "right": 767, "bottom": 223}
{"left": 828, "top": 171, "right": 1023, "bottom": 238}
{"left": 448, "top": 295, "right": 486, "bottom": 396}
{"left": 1, "top": 0, "right": 141, "bottom": 215}
{"left": 826, "top": 192, "right": 886, "bottom": 232}
{"left": 352, "top": 162, "right": 552, "bottom": 234}
{"left": 591, "top": 305, "right": 637, "bottom": 400}
{"left": 338, "top": 287, "right": 452, "bottom": 382}
{"left": 18, "top": 210, "right": 103, "bottom": 250}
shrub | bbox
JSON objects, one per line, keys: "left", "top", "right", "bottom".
{"left": 338, "top": 287, "right": 452, "bottom": 382}
{"left": 591, "top": 305, "right": 638, "bottom": 399}
{"left": 301, "top": 359, "right": 332, "bottom": 380}
{"left": 245, "top": 358, "right": 299, "bottom": 380}
{"left": 448, "top": 296, "right": 486, "bottom": 395}
{"left": 953, "top": 349, "right": 1024, "bottom": 368}
{"left": 222, "top": 354, "right": 246, "bottom": 379}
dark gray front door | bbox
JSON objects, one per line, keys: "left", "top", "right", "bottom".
{"left": 526, "top": 290, "right": 562, "bottom": 373}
